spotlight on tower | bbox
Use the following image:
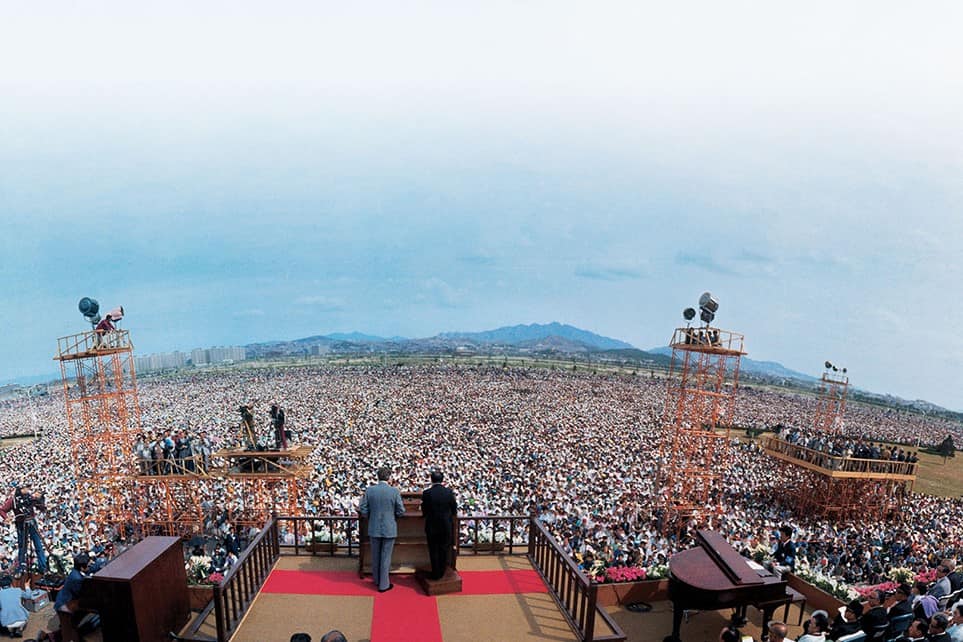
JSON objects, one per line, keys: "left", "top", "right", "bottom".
{"left": 698, "top": 292, "right": 719, "bottom": 325}
{"left": 78, "top": 297, "right": 101, "bottom": 327}
{"left": 824, "top": 360, "right": 833, "bottom": 370}
{"left": 683, "top": 307, "right": 696, "bottom": 322}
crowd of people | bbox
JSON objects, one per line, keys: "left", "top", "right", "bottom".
{"left": 0, "top": 363, "right": 960, "bottom": 596}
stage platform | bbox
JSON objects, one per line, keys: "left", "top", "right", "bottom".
{"left": 182, "top": 555, "right": 821, "bottom": 641}
{"left": 211, "top": 445, "right": 315, "bottom": 477}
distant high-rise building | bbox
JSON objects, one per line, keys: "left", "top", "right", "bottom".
{"left": 136, "top": 346, "right": 246, "bottom": 373}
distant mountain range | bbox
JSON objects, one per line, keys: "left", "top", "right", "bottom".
{"left": 439, "top": 322, "right": 633, "bottom": 351}
{"left": 5, "top": 321, "right": 948, "bottom": 416}
{"left": 645, "top": 346, "right": 817, "bottom": 382}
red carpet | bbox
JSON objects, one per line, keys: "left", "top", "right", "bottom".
{"left": 371, "top": 575, "right": 442, "bottom": 642}
{"left": 261, "top": 566, "right": 547, "bottom": 641}
{"left": 459, "top": 569, "right": 548, "bottom": 594}
{"left": 262, "top": 569, "right": 372, "bottom": 595}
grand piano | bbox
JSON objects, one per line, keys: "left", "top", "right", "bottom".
{"left": 667, "top": 530, "right": 789, "bottom": 642}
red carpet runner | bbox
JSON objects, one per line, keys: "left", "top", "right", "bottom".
{"left": 261, "top": 568, "right": 548, "bottom": 641}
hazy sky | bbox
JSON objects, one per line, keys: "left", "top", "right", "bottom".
{"left": 2, "top": 2, "right": 962, "bottom": 408}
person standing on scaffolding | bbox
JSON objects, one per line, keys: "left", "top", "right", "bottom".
{"left": 270, "top": 403, "right": 286, "bottom": 450}
{"left": 239, "top": 403, "right": 257, "bottom": 449}
{"left": 0, "top": 482, "right": 48, "bottom": 574}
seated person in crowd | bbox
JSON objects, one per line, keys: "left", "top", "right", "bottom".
{"left": 948, "top": 603, "right": 963, "bottom": 642}
{"left": 947, "top": 558, "right": 963, "bottom": 593}
{"left": 894, "top": 618, "right": 930, "bottom": 642}
{"left": 829, "top": 599, "right": 863, "bottom": 640}
{"left": 860, "top": 589, "right": 888, "bottom": 634}
{"left": 929, "top": 612, "right": 953, "bottom": 642}
{"left": 890, "top": 583, "right": 915, "bottom": 617}
{"left": 797, "top": 610, "right": 829, "bottom": 642}
{"left": 768, "top": 620, "right": 793, "bottom": 642}
{"left": 930, "top": 566, "right": 954, "bottom": 599}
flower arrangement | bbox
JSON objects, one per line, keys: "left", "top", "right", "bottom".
{"left": 856, "top": 581, "right": 897, "bottom": 598}
{"left": 186, "top": 554, "right": 213, "bottom": 585}
{"left": 888, "top": 567, "right": 914, "bottom": 584}
{"left": 602, "top": 566, "right": 648, "bottom": 583}
{"left": 916, "top": 568, "right": 937, "bottom": 584}
{"left": 647, "top": 564, "right": 669, "bottom": 580}
{"left": 206, "top": 572, "right": 224, "bottom": 585}
{"left": 795, "top": 567, "right": 859, "bottom": 602}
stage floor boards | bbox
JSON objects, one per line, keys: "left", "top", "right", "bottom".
{"left": 219, "top": 554, "right": 820, "bottom": 641}
{"left": 225, "top": 555, "right": 621, "bottom": 642}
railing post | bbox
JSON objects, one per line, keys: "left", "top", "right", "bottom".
{"left": 213, "top": 584, "right": 226, "bottom": 642}
{"left": 584, "top": 583, "right": 597, "bottom": 641}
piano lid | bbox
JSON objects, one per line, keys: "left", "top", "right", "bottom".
{"left": 669, "top": 529, "right": 776, "bottom": 592}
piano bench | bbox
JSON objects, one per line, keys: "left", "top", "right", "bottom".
{"left": 782, "top": 586, "right": 806, "bottom": 625}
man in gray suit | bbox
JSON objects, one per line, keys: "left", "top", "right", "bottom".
{"left": 359, "top": 467, "right": 406, "bottom": 592}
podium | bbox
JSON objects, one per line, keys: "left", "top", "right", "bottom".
{"left": 359, "top": 492, "right": 461, "bottom": 593}
{"left": 80, "top": 536, "right": 190, "bottom": 642}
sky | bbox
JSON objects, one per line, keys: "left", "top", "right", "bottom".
{"left": 1, "top": 2, "right": 962, "bottom": 408}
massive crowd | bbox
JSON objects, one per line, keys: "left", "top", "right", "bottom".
{"left": 0, "top": 363, "right": 961, "bottom": 592}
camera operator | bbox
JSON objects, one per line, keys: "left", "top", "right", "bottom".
{"left": 239, "top": 404, "right": 256, "bottom": 449}
{"left": 0, "top": 482, "right": 48, "bottom": 574}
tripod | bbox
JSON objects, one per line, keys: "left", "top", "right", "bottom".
{"left": 15, "top": 518, "right": 50, "bottom": 579}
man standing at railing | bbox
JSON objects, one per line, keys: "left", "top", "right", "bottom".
{"left": 421, "top": 469, "right": 457, "bottom": 580}
{"left": 359, "top": 467, "right": 405, "bottom": 593}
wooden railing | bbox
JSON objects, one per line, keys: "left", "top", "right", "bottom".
{"left": 764, "top": 435, "right": 919, "bottom": 477}
{"left": 458, "top": 514, "right": 530, "bottom": 555}
{"left": 212, "top": 518, "right": 280, "bottom": 641}
{"left": 56, "top": 329, "right": 132, "bottom": 357}
{"left": 275, "top": 515, "right": 359, "bottom": 556}
{"left": 528, "top": 519, "right": 626, "bottom": 642}
{"left": 185, "top": 514, "right": 621, "bottom": 642}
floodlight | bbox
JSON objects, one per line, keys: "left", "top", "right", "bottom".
{"left": 78, "top": 297, "right": 101, "bottom": 326}
{"left": 842, "top": 368, "right": 847, "bottom": 374}
{"left": 698, "top": 292, "right": 719, "bottom": 314}
{"left": 700, "top": 309, "right": 715, "bottom": 324}
{"left": 108, "top": 306, "right": 124, "bottom": 322}
{"left": 683, "top": 308, "right": 696, "bottom": 321}
{"left": 79, "top": 297, "right": 99, "bottom": 317}
{"left": 825, "top": 361, "right": 833, "bottom": 370}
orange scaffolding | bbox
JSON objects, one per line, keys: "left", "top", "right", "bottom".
{"left": 657, "top": 326, "right": 745, "bottom": 531}
{"left": 813, "top": 371, "right": 849, "bottom": 434}
{"left": 762, "top": 365, "right": 915, "bottom": 518}
{"left": 56, "top": 329, "right": 311, "bottom": 542}
{"left": 55, "top": 329, "right": 143, "bottom": 539}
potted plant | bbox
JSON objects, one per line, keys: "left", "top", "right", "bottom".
{"left": 594, "top": 563, "right": 671, "bottom": 607}
{"left": 186, "top": 555, "right": 218, "bottom": 611}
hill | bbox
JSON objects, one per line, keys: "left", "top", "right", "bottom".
{"left": 439, "top": 322, "right": 633, "bottom": 351}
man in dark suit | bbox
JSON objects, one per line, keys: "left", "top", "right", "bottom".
{"left": 829, "top": 600, "right": 863, "bottom": 640}
{"left": 421, "top": 469, "right": 458, "bottom": 580}
{"left": 889, "top": 583, "right": 914, "bottom": 617}
{"left": 861, "top": 589, "right": 888, "bottom": 636}
{"left": 927, "top": 612, "right": 952, "bottom": 642}
{"left": 772, "top": 525, "right": 796, "bottom": 573}
{"left": 360, "top": 467, "right": 406, "bottom": 592}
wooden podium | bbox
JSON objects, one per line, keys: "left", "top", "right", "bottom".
{"left": 358, "top": 492, "right": 461, "bottom": 594}
{"left": 80, "top": 536, "right": 190, "bottom": 642}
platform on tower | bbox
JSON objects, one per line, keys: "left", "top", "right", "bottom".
{"left": 762, "top": 435, "right": 918, "bottom": 481}
{"left": 55, "top": 329, "right": 134, "bottom": 360}
{"left": 212, "top": 445, "right": 314, "bottom": 477}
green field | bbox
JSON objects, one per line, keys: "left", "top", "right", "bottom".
{"left": 912, "top": 449, "right": 963, "bottom": 497}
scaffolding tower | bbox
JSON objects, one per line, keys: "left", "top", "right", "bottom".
{"left": 762, "top": 365, "right": 916, "bottom": 518}
{"left": 56, "top": 328, "right": 313, "bottom": 542}
{"left": 657, "top": 326, "right": 745, "bottom": 532}
{"left": 55, "top": 329, "right": 143, "bottom": 540}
